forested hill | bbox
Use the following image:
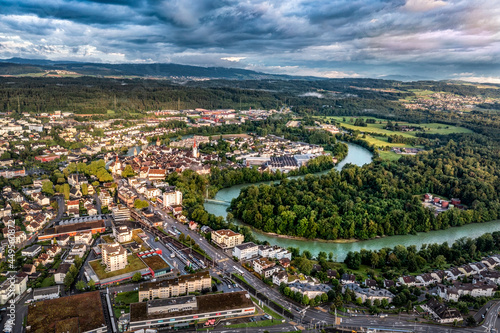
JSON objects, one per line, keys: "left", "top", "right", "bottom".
{"left": 0, "top": 58, "right": 299, "bottom": 80}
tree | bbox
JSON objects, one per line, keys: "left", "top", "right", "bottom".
{"left": 132, "top": 272, "right": 142, "bottom": 282}
{"left": 76, "top": 280, "right": 87, "bottom": 291}
{"left": 63, "top": 183, "right": 70, "bottom": 200}
{"left": 302, "top": 295, "right": 310, "bottom": 305}
{"left": 42, "top": 180, "right": 54, "bottom": 196}
{"left": 435, "top": 255, "right": 447, "bottom": 269}
{"left": 122, "top": 165, "right": 136, "bottom": 178}
{"left": 81, "top": 183, "right": 88, "bottom": 196}
{"left": 87, "top": 279, "right": 96, "bottom": 291}
{"left": 134, "top": 199, "right": 149, "bottom": 209}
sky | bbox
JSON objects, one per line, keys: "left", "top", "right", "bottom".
{"left": 0, "top": 0, "right": 499, "bottom": 81}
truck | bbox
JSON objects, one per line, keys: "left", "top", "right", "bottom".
{"left": 170, "top": 252, "right": 175, "bottom": 258}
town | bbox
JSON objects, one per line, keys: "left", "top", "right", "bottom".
{"left": 1, "top": 103, "right": 500, "bottom": 333}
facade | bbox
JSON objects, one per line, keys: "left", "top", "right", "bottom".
{"left": 101, "top": 243, "right": 128, "bottom": 272}
{"left": 139, "top": 271, "right": 211, "bottom": 301}
{"left": 54, "top": 263, "right": 72, "bottom": 284}
{"left": 129, "top": 291, "right": 254, "bottom": 331}
{"left": 343, "top": 283, "right": 394, "bottom": 303}
{"left": 163, "top": 189, "right": 183, "bottom": 208}
{"left": 0, "top": 275, "right": 27, "bottom": 305}
{"left": 252, "top": 258, "right": 275, "bottom": 275}
{"left": 74, "top": 231, "right": 93, "bottom": 245}
{"left": 232, "top": 242, "right": 259, "bottom": 261}
{"left": 70, "top": 244, "right": 87, "bottom": 258}
{"left": 211, "top": 229, "right": 244, "bottom": 249}
{"left": 113, "top": 225, "right": 133, "bottom": 243}
{"left": 112, "top": 204, "right": 131, "bottom": 222}
{"left": 21, "top": 245, "right": 41, "bottom": 258}
{"left": 289, "top": 280, "right": 332, "bottom": 299}
{"left": 422, "top": 299, "right": 462, "bottom": 324}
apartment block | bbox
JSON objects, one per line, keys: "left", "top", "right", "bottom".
{"left": 138, "top": 271, "right": 211, "bottom": 301}
{"left": 211, "top": 229, "right": 244, "bottom": 249}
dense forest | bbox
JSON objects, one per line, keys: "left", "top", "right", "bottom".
{"left": 230, "top": 133, "right": 500, "bottom": 240}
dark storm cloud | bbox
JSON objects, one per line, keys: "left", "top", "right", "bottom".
{"left": 0, "top": 0, "right": 499, "bottom": 80}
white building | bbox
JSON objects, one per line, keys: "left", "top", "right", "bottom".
{"left": 113, "top": 225, "right": 133, "bottom": 243}
{"left": 163, "top": 189, "right": 183, "bottom": 208}
{"left": 74, "top": 231, "right": 93, "bottom": 245}
{"left": 69, "top": 244, "right": 87, "bottom": 258}
{"left": 232, "top": 242, "right": 259, "bottom": 261}
{"left": 102, "top": 243, "right": 128, "bottom": 272}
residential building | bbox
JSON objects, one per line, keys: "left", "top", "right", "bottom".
{"left": 0, "top": 275, "right": 28, "bottom": 305}
{"left": 138, "top": 271, "right": 211, "bottom": 301}
{"left": 421, "top": 299, "right": 462, "bottom": 324}
{"left": 112, "top": 204, "right": 131, "bottom": 222}
{"left": 289, "top": 280, "right": 332, "bottom": 299}
{"left": 163, "top": 188, "right": 183, "bottom": 208}
{"left": 69, "top": 244, "right": 87, "bottom": 258}
{"left": 113, "top": 225, "right": 133, "bottom": 243}
{"left": 21, "top": 245, "right": 41, "bottom": 258}
{"left": 211, "top": 229, "right": 244, "bottom": 249}
{"left": 232, "top": 242, "right": 259, "bottom": 261}
{"left": 54, "top": 263, "right": 72, "bottom": 284}
{"left": 253, "top": 257, "right": 275, "bottom": 276}
{"left": 33, "top": 285, "right": 60, "bottom": 301}
{"left": 273, "top": 270, "right": 288, "bottom": 286}
{"left": 343, "top": 283, "right": 394, "bottom": 303}
{"left": 74, "top": 231, "right": 93, "bottom": 245}
{"left": 101, "top": 243, "right": 128, "bottom": 272}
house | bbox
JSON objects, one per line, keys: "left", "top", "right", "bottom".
{"left": 32, "top": 192, "right": 50, "bottom": 206}
{"left": 87, "top": 205, "right": 98, "bottom": 216}
{"left": 341, "top": 274, "right": 356, "bottom": 285}
{"left": 364, "top": 279, "right": 377, "bottom": 289}
{"left": 0, "top": 275, "right": 27, "bottom": 305}
{"left": 399, "top": 276, "right": 417, "bottom": 286}
{"left": 458, "top": 265, "right": 474, "bottom": 277}
{"left": 431, "top": 270, "right": 447, "bottom": 283}
{"left": 56, "top": 234, "right": 71, "bottom": 246}
{"left": 70, "top": 244, "right": 87, "bottom": 258}
{"left": 470, "top": 262, "right": 487, "bottom": 273}
{"left": 262, "top": 266, "right": 280, "bottom": 279}
{"left": 322, "top": 269, "right": 336, "bottom": 280}
{"left": 69, "top": 186, "right": 83, "bottom": 199}
{"left": 383, "top": 280, "right": 395, "bottom": 289}
{"left": 21, "top": 245, "right": 42, "bottom": 258}
{"left": 47, "top": 245, "right": 62, "bottom": 257}
{"left": 477, "top": 270, "right": 500, "bottom": 284}
{"left": 273, "top": 270, "right": 288, "bottom": 286}
{"left": 188, "top": 221, "right": 198, "bottom": 231}
{"left": 211, "top": 229, "right": 244, "bottom": 249}
{"left": 34, "top": 253, "right": 52, "bottom": 267}
{"left": 74, "top": 231, "right": 93, "bottom": 245}
{"left": 66, "top": 200, "right": 80, "bottom": 212}
{"left": 14, "top": 231, "right": 27, "bottom": 246}
{"left": 232, "top": 242, "right": 259, "bottom": 261}
{"left": 421, "top": 299, "right": 462, "bottom": 324}
{"left": 343, "top": 283, "right": 394, "bottom": 303}
{"left": 22, "top": 264, "right": 36, "bottom": 276}
{"left": 54, "top": 263, "right": 72, "bottom": 284}
{"left": 144, "top": 186, "right": 161, "bottom": 199}
{"left": 253, "top": 258, "right": 275, "bottom": 276}
{"left": 481, "top": 257, "right": 500, "bottom": 269}
{"left": 416, "top": 273, "right": 436, "bottom": 287}
{"left": 279, "top": 258, "right": 291, "bottom": 268}
{"left": 445, "top": 267, "right": 464, "bottom": 280}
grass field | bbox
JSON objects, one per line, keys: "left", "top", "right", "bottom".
{"left": 378, "top": 151, "right": 402, "bottom": 161}
{"left": 320, "top": 116, "right": 473, "bottom": 137}
{"left": 115, "top": 290, "right": 139, "bottom": 304}
{"left": 89, "top": 255, "right": 147, "bottom": 280}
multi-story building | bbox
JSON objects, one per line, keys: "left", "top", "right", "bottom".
{"left": 112, "top": 204, "right": 131, "bottom": 222}
{"left": 99, "top": 189, "right": 113, "bottom": 207}
{"left": 101, "top": 243, "right": 128, "bottom": 272}
{"left": 113, "top": 225, "right": 133, "bottom": 243}
{"left": 138, "top": 271, "right": 211, "bottom": 301}
{"left": 211, "top": 229, "right": 244, "bottom": 249}
{"left": 74, "top": 231, "right": 93, "bottom": 245}
{"left": 252, "top": 257, "right": 275, "bottom": 276}
{"left": 163, "top": 188, "right": 183, "bottom": 208}
{"left": 129, "top": 291, "right": 254, "bottom": 331}
{"left": 232, "top": 242, "right": 259, "bottom": 261}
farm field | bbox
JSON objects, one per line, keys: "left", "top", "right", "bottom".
{"left": 319, "top": 116, "right": 473, "bottom": 137}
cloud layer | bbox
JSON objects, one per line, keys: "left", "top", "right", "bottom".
{"left": 0, "top": 0, "right": 499, "bottom": 80}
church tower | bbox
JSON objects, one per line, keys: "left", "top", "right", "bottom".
{"left": 156, "top": 137, "right": 161, "bottom": 146}
{"left": 193, "top": 138, "right": 199, "bottom": 158}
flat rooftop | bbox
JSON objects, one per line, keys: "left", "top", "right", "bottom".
{"left": 130, "top": 291, "right": 253, "bottom": 322}
{"left": 27, "top": 291, "right": 106, "bottom": 333}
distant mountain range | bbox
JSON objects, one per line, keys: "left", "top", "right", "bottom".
{"left": 0, "top": 57, "right": 307, "bottom": 80}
